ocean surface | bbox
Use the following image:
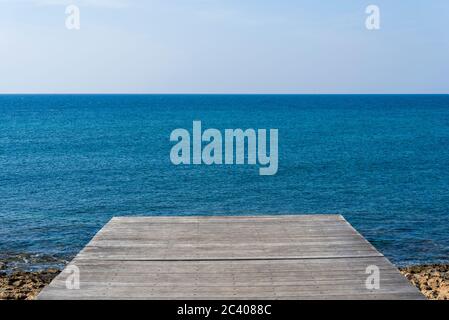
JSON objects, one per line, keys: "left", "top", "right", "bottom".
{"left": 1, "top": 94, "right": 449, "bottom": 270}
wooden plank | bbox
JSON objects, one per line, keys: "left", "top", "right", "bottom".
{"left": 38, "top": 215, "right": 424, "bottom": 300}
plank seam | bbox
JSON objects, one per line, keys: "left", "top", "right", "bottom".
{"left": 73, "top": 255, "right": 384, "bottom": 262}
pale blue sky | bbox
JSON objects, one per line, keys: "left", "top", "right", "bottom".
{"left": 0, "top": 0, "right": 448, "bottom": 93}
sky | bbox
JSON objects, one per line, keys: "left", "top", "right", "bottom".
{"left": 0, "top": 0, "right": 448, "bottom": 93}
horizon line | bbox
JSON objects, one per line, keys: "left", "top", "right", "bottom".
{"left": 0, "top": 93, "right": 448, "bottom": 95}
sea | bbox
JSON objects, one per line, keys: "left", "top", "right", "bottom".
{"left": 1, "top": 94, "right": 448, "bottom": 270}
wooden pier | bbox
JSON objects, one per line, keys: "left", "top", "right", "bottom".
{"left": 38, "top": 215, "right": 423, "bottom": 300}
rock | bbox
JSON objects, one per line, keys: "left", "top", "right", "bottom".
{"left": 47, "top": 268, "right": 60, "bottom": 274}
{"left": 400, "top": 264, "right": 449, "bottom": 300}
{"left": 404, "top": 273, "right": 413, "bottom": 281}
{"left": 0, "top": 268, "right": 60, "bottom": 300}
{"left": 12, "top": 280, "right": 22, "bottom": 287}
{"left": 428, "top": 278, "right": 440, "bottom": 289}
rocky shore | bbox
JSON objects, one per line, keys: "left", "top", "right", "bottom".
{"left": 0, "top": 268, "right": 60, "bottom": 300}
{"left": 1, "top": 263, "right": 448, "bottom": 300}
{"left": 400, "top": 264, "right": 449, "bottom": 300}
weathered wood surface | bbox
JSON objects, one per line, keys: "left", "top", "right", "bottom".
{"left": 38, "top": 215, "right": 423, "bottom": 300}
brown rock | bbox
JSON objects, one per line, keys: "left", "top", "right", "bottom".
{"left": 12, "top": 280, "right": 22, "bottom": 287}
{"left": 400, "top": 264, "right": 449, "bottom": 300}
{"left": 0, "top": 268, "right": 60, "bottom": 300}
{"left": 427, "top": 278, "right": 440, "bottom": 289}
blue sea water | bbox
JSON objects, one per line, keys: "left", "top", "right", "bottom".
{"left": 1, "top": 94, "right": 449, "bottom": 269}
